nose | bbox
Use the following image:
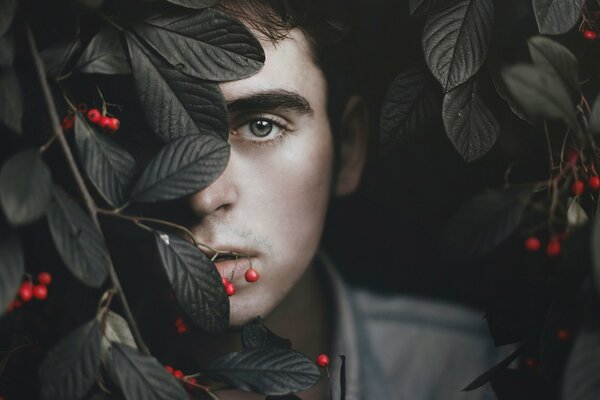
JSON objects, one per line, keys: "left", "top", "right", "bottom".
{"left": 188, "top": 157, "right": 238, "bottom": 218}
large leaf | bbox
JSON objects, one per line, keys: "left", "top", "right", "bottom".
{"left": 589, "top": 93, "right": 600, "bottom": 136}
{"left": 76, "top": 27, "right": 131, "bottom": 75}
{"left": 380, "top": 66, "right": 442, "bottom": 146}
{"left": 39, "top": 320, "right": 102, "bottom": 400}
{"left": 0, "top": 33, "right": 14, "bottom": 68}
{"left": 441, "top": 187, "right": 534, "bottom": 260}
{"left": 0, "top": 234, "right": 24, "bottom": 313}
{"left": 423, "top": 0, "right": 494, "bottom": 92}
{"left": 0, "top": 0, "right": 17, "bottom": 37}
{"left": 502, "top": 64, "right": 580, "bottom": 133}
{"left": 155, "top": 231, "right": 228, "bottom": 333}
{"left": 562, "top": 329, "right": 600, "bottom": 400}
{"left": 162, "top": 0, "right": 218, "bottom": 8}
{"left": 532, "top": 0, "right": 585, "bottom": 35}
{"left": 0, "top": 68, "right": 22, "bottom": 133}
{"left": 0, "top": 149, "right": 52, "bottom": 226}
{"left": 47, "top": 186, "right": 109, "bottom": 287}
{"left": 110, "top": 343, "right": 188, "bottom": 400}
{"left": 130, "top": 135, "right": 229, "bottom": 203}
{"left": 206, "top": 348, "right": 321, "bottom": 396}
{"left": 242, "top": 318, "right": 292, "bottom": 350}
{"left": 442, "top": 76, "right": 499, "bottom": 162}
{"left": 409, "top": 0, "right": 461, "bottom": 16}
{"left": 134, "top": 8, "right": 265, "bottom": 82}
{"left": 126, "top": 36, "right": 228, "bottom": 142}
{"left": 74, "top": 115, "right": 136, "bottom": 207}
{"left": 527, "top": 36, "right": 579, "bottom": 103}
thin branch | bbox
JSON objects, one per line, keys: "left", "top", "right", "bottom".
{"left": 25, "top": 22, "right": 150, "bottom": 356}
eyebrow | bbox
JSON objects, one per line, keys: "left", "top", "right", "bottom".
{"left": 226, "top": 90, "right": 313, "bottom": 116}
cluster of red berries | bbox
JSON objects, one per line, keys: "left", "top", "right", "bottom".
{"left": 165, "top": 365, "right": 197, "bottom": 385}
{"left": 316, "top": 353, "right": 329, "bottom": 367}
{"left": 175, "top": 317, "right": 188, "bottom": 334}
{"left": 570, "top": 176, "right": 600, "bottom": 196}
{"left": 220, "top": 268, "right": 259, "bottom": 296}
{"left": 86, "top": 108, "right": 120, "bottom": 133}
{"left": 583, "top": 29, "right": 598, "bottom": 41}
{"left": 524, "top": 235, "right": 563, "bottom": 256}
{"left": 6, "top": 272, "right": 52, "bottom": 312}
{"left": 222, "top": 277, "right": 236, "bottom": 296}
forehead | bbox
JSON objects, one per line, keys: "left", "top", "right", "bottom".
{"left": 219, "top": 28, "right": 326, "bottom": 107}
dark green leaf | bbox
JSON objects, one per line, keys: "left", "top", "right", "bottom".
{"left": 155, "top": 231, "right": 228, "bottom": 333}
{"left": 442, "top": 76, "right": 499, "bottom": 162}
{"left": 39, "top": 320, "right": 102, "bottom": 400}
{"left": 441, "top": 187, "right": 534, "bottom": 260}
{"left": 532, "top": 0, "right": 585, "bottom": 35}
{"left": 130, "top": 135, "right": 229, "bottom": 203}
{"left": 126, "top": 36, "right": 228, "bottom": 142}
{"left": 135, "top": 8, "right": 264, "bottom": 81}
{"left": 163, "top": 0, "right": 218, "bottom": 9}
{"left": 463, "top": 345, "right": 523, "bottom": 391}
{"left": 490, "top": 62, "right": 531, "bottom": 123}
{"left": 0, "top": 33, "right": 14, "bottom": 68}
{"left": 380, "top": 66, "right": 442, "bottom": 146}
{"left": 0, "top": 68, "right": 23, "bottom": 133}
{"left": 423, "top": 0, "right": 494, "bottom": 92}
{"left": 40, "top": 35, "right": 83, "bottom": 78}
{"left": 47, "top": 186, "right": 109, "bottom": 287}
{"left": 242, "top": 318, "right": 292, "bottom": 350}
{"left": 562, "top": 329, "right": 600, "bottom": 400}
{"left": 409, "top": 0, "right": 461, "bottom": 16}
{"left": 0, "top": 0, "right": 17, "bottom": 37}
{"left": 207, "top": 348, "right": 320, "bottom": 396}
{"left": 76, "top": 27, "right": 131, "bottom": 75}
{"left": 104, "top": 311, "right": 137, "bottom": 348}
{"left": 502, "top": 64, "right": 580, "bottom": 133}
{"left": 0, "top": 234, "right": 24, "bottom": 313}
{"left": 110, "top": 343, "right": 188, "bottom": 400}
{"left": 589, "top": 93, "right": 600, "bottom": 136}
{"left": 74, "top": 114, "right": 137, "bottom": 207}
{"left": 0, "top": 149, "right": 52, "bottom": 226}
{"left": 527, "top": 36, "right": 579, "bottom": 103}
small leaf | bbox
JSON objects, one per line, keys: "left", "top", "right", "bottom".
{"left": 0, "top": 149, "right": 52, "bottom": 226}
{"left": 76, "top": 27, "right": 131, "bottom": 75}
{"left": 135, "top": 8, "right": 265, "bottom": 81}
{"left": 207, "top": 348, "right": 321, "bottom": 396}
{"left": 528, "top": 36, "right": 579, "bottom": 103}
{"left": 589, "top": 93, "right": 600, "bottom": 136}
{"left": 502, "top": 64, "right": 580, "bottom": 133}
{"left": 0, "top": 234, "right": 24, "bottom": 313}
{"left": 380, "top": 66, "right": 442, "bottom": 146}
{"left": 0, "top": 33, "right": 15, "bottom": 68}
{"left": 242, "top": 318, "right": 292, "bottom": 350}
{"left": 490, "top": 63, "right": 531, "bottom": 123}
{"left": 104, "top": 311, "right": 137, "bottom": 349}
{"left": 155, "top": 231, "right": 229, "bottom": 333}
{"left": 441, "top": 187, "right": 534, "bottom": 260}
{"left": 162, "top": 0, "right": 218, "bottom": 9}
{"left": 74, "top": 114, "right": 137, "bottom": 207}
{"left": 39, "top": 320, "right": 102, "bottom": 400}
{"left": 562, "top": 329, "right": 600, "bottom": 400}
{"left": 463, "top": 345, "right": 523, "bottom": 391}
{"left": 532, "top": 0, "right": 585, "bottom": 35}
{"left": 47, "top": 186, "right": 109, "bottom": 287}
{"left": 0, "top": 0, "right": 17, "bottom": 37}
{"left": 110, "top": 343, "right": 188, "bottom": 400}
{"left": 126, "top": 36, "right": 228, "bottom": 142}
{"left": 409, "top": 0, "right": 461, "bottom": 16}
{"left": 442, "top": 76, "right": 499, "bottom": 162}
{"left": 423, "top": 0, "right": 494, "bottom": 92}
{"left": 130, "top": 135, "right": 229, "bottom": 203}
{"left": 0, "top": 68, "right": 23, "bottom": 133}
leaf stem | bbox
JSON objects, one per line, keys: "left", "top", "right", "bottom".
{"left": 24, "top": 22, "right": 150, "bottom": 356}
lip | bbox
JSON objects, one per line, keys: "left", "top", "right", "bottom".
{"left": 213, "top": 256, "right": 253, "bottom": 281}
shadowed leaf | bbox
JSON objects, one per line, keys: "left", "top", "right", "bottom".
{"left": 0, "top": 149, "right": 52, "bottom": 226}
{"left": 207, "top": 348, "right": 320, "bottom": 396}
{"left": 409, "top": 0, "right": 461, "bottom": 16}
{"left": 163, "top": 0, "right": 218, "bottom": 9}
{"left": 562, "top": 329, "right": 600, "bottom": 400}
{"left": 242, "top": 318, "right": 292, "bottom": 350}
{"left": 0, "top": 234, "right": 24, "bottom": 314}
{"left": 0, "top": 68, "right": 22, "bottom": 133}
{"left": 589, "top": 93, "right": 600, "bottom": 136}
{"left": 76, "top": 27, "right": 131, "bottom": 75}
{"left": 0, "top": 33, "right": 14, "bottom": 68}
{"left": 39, "top": 320, "right": 102, "bottom": 400}
{"left": 532, "top": 0, "right": 585, "bottom": 35}
{"left": 47, "top": 186, "right": 109, "bottom": 287}
{"left": 0, "top": 0, "right": 17, "bottom": 37}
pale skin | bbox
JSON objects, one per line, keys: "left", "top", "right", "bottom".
{"left": 181, "top": 28, "right": 368, "bottom": 399}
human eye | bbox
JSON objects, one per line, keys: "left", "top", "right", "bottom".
{"left": 230, "top": 114, "right": 292, "bottom": 146}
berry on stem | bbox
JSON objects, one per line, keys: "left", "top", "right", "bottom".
{"left": 589, "top": 176, "right": 600, "bottom": 191}
{"left": 19, "top": 282, "right": 33, "bottom": 302}
{"left": 571, "top": 180, "right": 585, "bottom": 196}
{"left": 524, "top": 236, "right": 541, "bottom": 252}
{"left": 316, "top": 354, "right": 329, "bottom": 367}
{"left": 225, "top": 282, "right": 236, "bottom": 296}
{"left": 38, "top": 272, "right": 52, "bottom": 286}
{"left": 33, "top": 285, "right": 48, "bottom": 300}
{"left": 99, "top": 116, "right": 111, "bottom": 130}
{"left": 165, "top": 365, "right": 174, "bottom": 373}
{"left": 583, "top": 30, "right": 598, "bottom": 40}
{"left": 87, "top": 109, "right": 101, "bottom": 124}
{"left": 245, "top": 268, "right": 259, "bottom": 283}
{"left": 174, "top": 370, "right": 184, "bottom": 379}
{"left": 546, "top": 237, "right": 561, "bottom": 257}
{"left": 107, "top": 117, "right": 120, "bottom": 133}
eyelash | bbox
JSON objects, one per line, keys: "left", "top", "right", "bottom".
{"left": 232, "top": 115, "right": 293, "bottom": 147}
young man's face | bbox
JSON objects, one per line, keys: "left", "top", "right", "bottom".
{"left": 187, "top": 29, "right": 334, "bottom": 328}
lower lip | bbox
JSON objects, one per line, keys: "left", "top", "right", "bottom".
{"left": 213, "top": 257, "right": 253, "bottom": 281}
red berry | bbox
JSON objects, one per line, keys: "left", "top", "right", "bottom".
{"left": 62, "top": 115, "right": 74, "bottom": 131}
{"left": 107, "top": 117, "right": 120, "bottom": 133}
{"left": 571, "top": 180, "right": 585, "bottom": 196}
{"left": 583, "top": 30, "right": 598, "bottom": 40}
{"left": 38, "top": 272, "right": 52, "bottom": 286}
{"left": 221, "top": 276, "right": 230, "bottom": 286}
{"left": 187, "top": 377, "right": 197, "bottom": 385}
{"left": 546, "top": 238, "right": 561, "bottom": 257}
{"left": 87, "top": 109, "right": 102, "bottom": 124}
{"left": 165, "top": 365, "right": 174, "bottom": 373}
{"left": 174, "top": 370, "right": 184, "bottom": 379}
{"left": 316, "top": 354, "right": 329, "bottom": 367}
{"left": 589, "top": 176, "right": 600, "bottom": 191}
{"left": 557, "top": 329, "right": 571, "bottom": 341}
{"left": 245, "top": 268, "right": 259, "bottom": 283}
{"left": 19, "top": 282, "right": 33, "bottom": 302}
{"left": 99, "top": 116, "right": 111, "bottom": 130}
{"left": 225, "top": 282, "right": 236, "bottom": 296}
{"left": 566, "top": 149, "right": 579, "bottom": 164}
{"left": 33, "top": 285, "right": 48, "bottom": 300}
{"left": 524, "top": 236, "right": 541, "bottom": 252}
